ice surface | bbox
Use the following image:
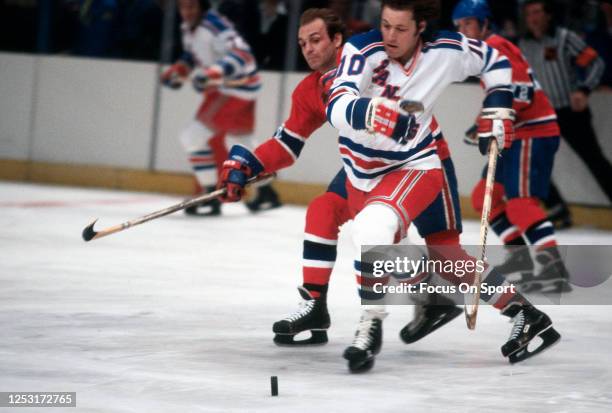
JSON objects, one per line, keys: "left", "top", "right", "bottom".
{"left": 1, "top": 182, "right": 611, "bottom": 412}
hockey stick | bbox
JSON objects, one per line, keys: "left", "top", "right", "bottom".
{"left": 81, "top": 174, "right": 274, "bottom": 242}
{"left": 464, "top": 139, "right": 499, "bottom": 330}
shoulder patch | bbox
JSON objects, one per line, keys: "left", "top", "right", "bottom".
{"left": 347, "top": 29, "right": 383, "bottom": 51}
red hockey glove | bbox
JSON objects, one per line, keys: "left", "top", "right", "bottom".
{"left": 477, "top": 108, "right": 515, "bottom": 155}
{"left": 366, "top": 98, "right": 418, "bottom": 144}
{"left": 218, "top": 145, "right": 264, "bottom": 202}
{"left": 161, "top": 62, "right": 190, "bottom": 90}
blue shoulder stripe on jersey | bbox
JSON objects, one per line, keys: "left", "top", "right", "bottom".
{"left": 423, "top": 43, "right": 463, "bottom": 53}
{"left": 485, "top": 59, "right": 512, "bottom": 72}
{"left": 276, "top": 129, "right": 305, "bottom": 158}
{"left": 431, "top": 30, "right": 463, "bottom": 42}
{"left": 326, "top": 168, "right": 348, "bottom": 199}
{"left": 483, "top": 89, "right": 514, "bottom": 108}
{"left": 303, "top": 241, "right": 337, "bottom": 261}
{"left": 205, "top": 11, "right": 229, "bottom": 32}
{"left": 363, "top": 45, "right": 385, "bottom": 58}
{"left": 347, "top": 29, "right": 383, "bottom": 50}
{"left": 338, "top": 133, "right": 433, "bottom": 161}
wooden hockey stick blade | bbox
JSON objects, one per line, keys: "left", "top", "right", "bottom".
{"left": 464, "top": 139, "right": 499, "bottom": 330}
{"left": 82, "top": 174, "right": 274, "bottom": 242}
{"left": 399, "top": 100, "right": 425, "bottom": 113}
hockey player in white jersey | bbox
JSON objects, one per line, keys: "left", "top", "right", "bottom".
{"left": 326, "top": 0, "right": 560, "bottom": 372}
{"left": 161, "top": 0, "right": 280, "bottom": 215}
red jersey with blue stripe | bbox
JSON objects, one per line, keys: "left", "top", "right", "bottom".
{"left": 485, "top": 34, "right": 560, "bottom": 139}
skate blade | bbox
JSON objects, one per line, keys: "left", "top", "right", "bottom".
{"left": 247, "top": 201, "right": 282, "bottom": 213}
{"left": 507, "top": 327, "right": 561, "bottom": 364}
{"left": 273, "top": 330, "right": 328, "bottom": 346}
{"left": 184, "top": 207, "right": 221, "bottom": 217}
{"left": 400, "top": 306, "right": 462, "bottom": 344}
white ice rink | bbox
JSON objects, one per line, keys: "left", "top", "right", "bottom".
{"left": 1, "top": 181, "right": 611, "bottom": 412}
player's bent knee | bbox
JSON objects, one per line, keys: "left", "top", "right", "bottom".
{"left": 179, "top": 121, "right": 212, "bottom": 152}
{"left": 352, "top": 204, "right": 399, "bottom": 246}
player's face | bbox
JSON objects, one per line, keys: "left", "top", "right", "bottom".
{"left": 455, "top": 17, "right": 484, "bottom": 40}
{"left": 298, "top": 18, "right": 341, "bottom": 72}
{"left": 381, "top": 7, "right": 424, "bottom": 64}
{"left": 524, "top": 3, "right": 550, "bottom": 37}
{"left": 178, "top": 0, "right": 202, "bottom": 29}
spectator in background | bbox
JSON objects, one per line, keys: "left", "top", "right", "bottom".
{"left": 586, "top": 0, "right": 612, "bottom": 88}
{"left": 73, "top": 0, "right": 121, "bottom": 57}
{"left": 114, "top": 0, "right": 163, "bottom": 61}
{"left": 520, "top": 0, "right": 610, "bottom": 228}
{"left": 255, "top": 0, "right": 288, "bottom": 70}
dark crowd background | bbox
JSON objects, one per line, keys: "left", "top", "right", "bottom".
{"left": 0, "top": 0, "right": 610, "bottom": 86}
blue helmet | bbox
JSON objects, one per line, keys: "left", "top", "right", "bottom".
{"left": 452, "top": 0, "right": 491, "bottom": 24}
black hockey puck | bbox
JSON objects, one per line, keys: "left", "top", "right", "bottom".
{"left": 270, "top": 376, "right": 278, "bottom": 396}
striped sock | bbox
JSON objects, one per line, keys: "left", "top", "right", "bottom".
{"left": 302, "top": 233, "right": 337, "bottom": 298}
{"left": 490, "top": 212, "right": 525, "bottom": 245}
{"left": 524, "top": 219, "right": 557, "bottom": 251}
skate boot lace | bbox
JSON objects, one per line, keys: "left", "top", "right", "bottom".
{"left": 285, "top": 299, "right": 315, "bottom": 322}
{"left": 509, "top": 310, "right": 525, "bottom": 341}
{"left": 352, "top": 317, "right": 375, "bottom": 350}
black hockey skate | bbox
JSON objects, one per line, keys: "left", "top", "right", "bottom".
{"left": 501, "top": 303, "right": 561, "bottom": 364}
{"left": 273, "top": 286, "right": 330, "bottom": 346}
{"left": 495, "top": 246, "right": 535, "bottom": 286}
{"left": 184, "top": 185, "right": 221, "bottom": 216}
{"left": 343, "top": 308, "right": 387, "bottom": 373}
{"left": 247, "top": 184, "right": 282, "bottom": 212}
{"left": 517, "top": 247, "right": 572, "bottom": 294}
{"left": 399, "top": 293, "right": 461, "bottom": 344}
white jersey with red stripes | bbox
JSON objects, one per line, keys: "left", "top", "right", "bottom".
{"left": 327, "top": 29, "right": 513, "bottom": 192}
{"left": 181, "top": 10, "right": 260, "bottom": 100}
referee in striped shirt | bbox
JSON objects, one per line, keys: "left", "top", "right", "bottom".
{"left": 519, "top": 0, "right": 611, "bottom": 224}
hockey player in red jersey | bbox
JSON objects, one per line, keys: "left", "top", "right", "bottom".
{"left": 453, "top": 0, "right": 572, "bottom": 294}
{"left": 161, "top": 0, "right": 280, "bottom": 216}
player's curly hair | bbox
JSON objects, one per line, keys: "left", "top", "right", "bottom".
{"left": 381, "top": 0, "right": 441, "bottom": 23}
{"left": 300, "top": 8, "right": 347, "bottom": 43}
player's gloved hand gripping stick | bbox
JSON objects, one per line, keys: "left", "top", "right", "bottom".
{"left": 81, "top": 174, "right": 274, "bottom": 242}
{"left": 465, "top": 107, "right": 515, "bottom": 329}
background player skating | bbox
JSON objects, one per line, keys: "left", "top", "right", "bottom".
{"left": 161, "top": 0, "right": 280, "bottom": 216}
{"left": 325, "top": 0, "right": 560, "bottom": 372}
{"left": 453, "top": 0, "right": 572, "bottom": 294}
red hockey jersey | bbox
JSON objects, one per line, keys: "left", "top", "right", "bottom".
{"left": 485, "top": 34, "right": 560, "bottom": 139}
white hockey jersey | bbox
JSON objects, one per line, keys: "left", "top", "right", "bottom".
{"left": 181, "top": 10, "right": 260, "bottom": 100}
{"left": 327, "top": 30, "right": 513, "bottom": 191}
